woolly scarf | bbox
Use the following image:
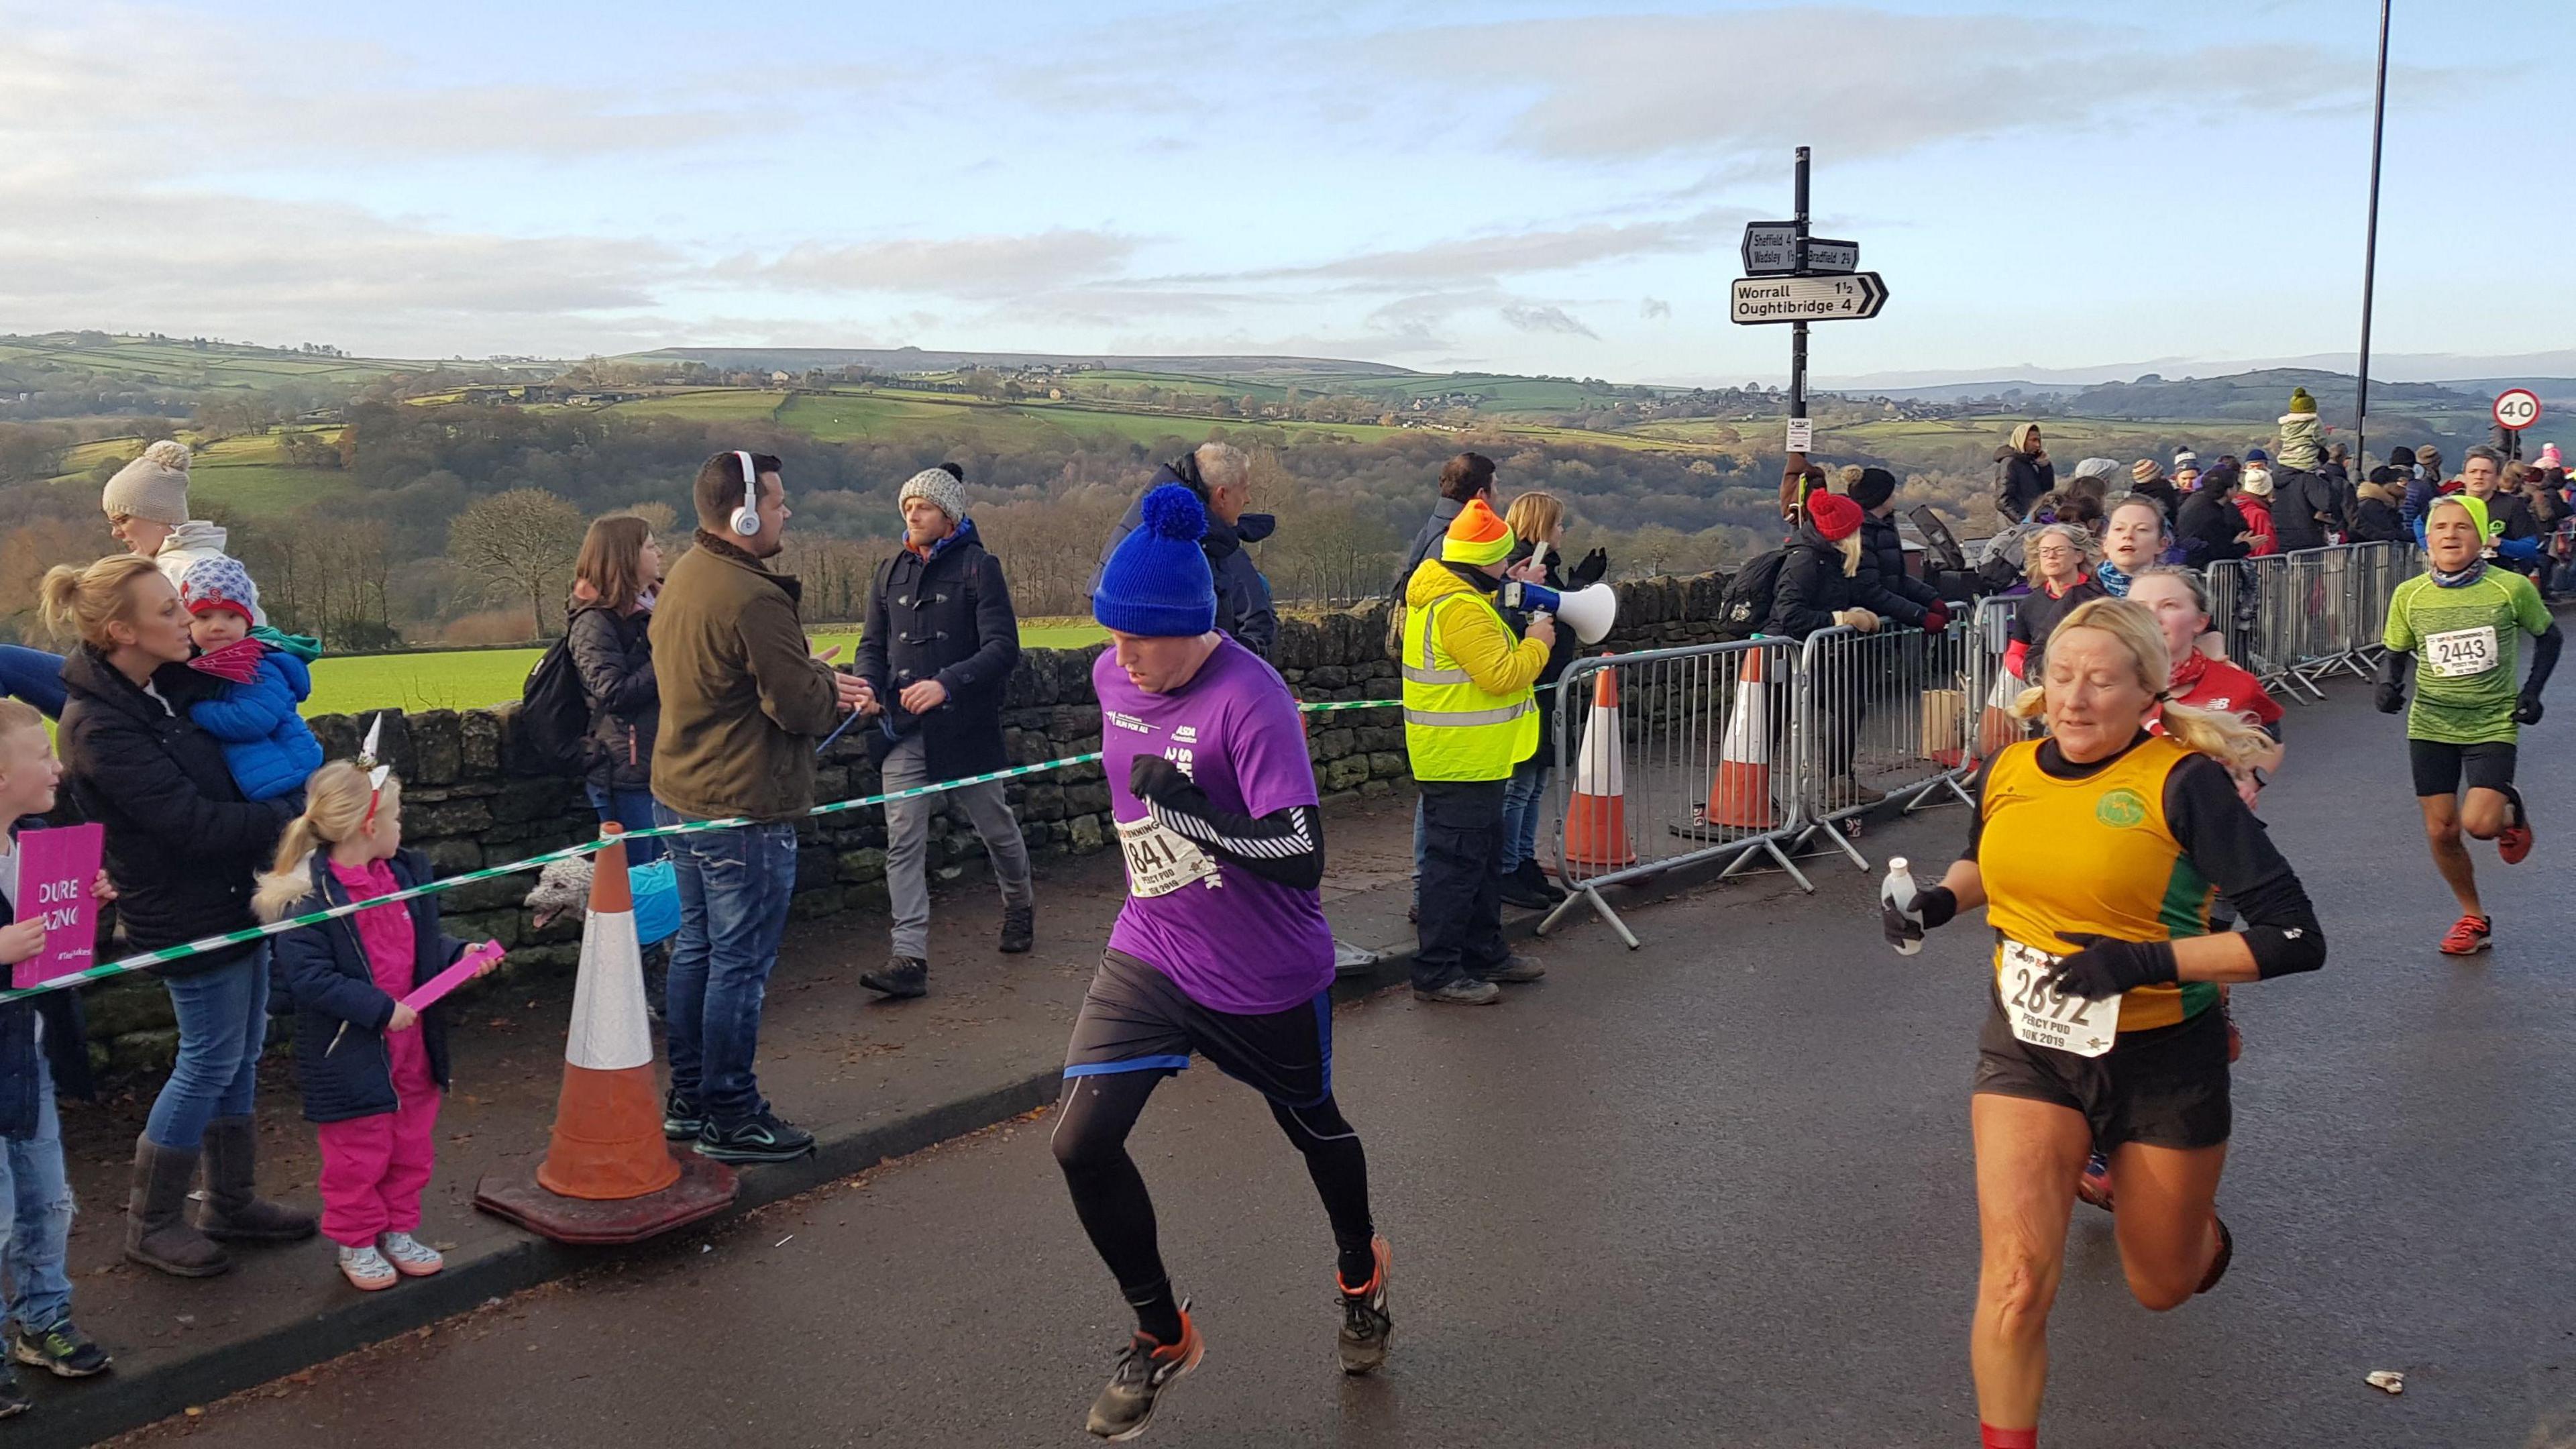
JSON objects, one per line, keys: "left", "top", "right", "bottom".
{"left": 2169, "top": 647, "right": 2209, "bottom": 694}
{"left": 2097, "top": 561, "right": 2132, "bottom": 597}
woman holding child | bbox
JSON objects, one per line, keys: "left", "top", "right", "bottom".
{"left": 42, "top": 555, "right": 317, "bottom": 1279}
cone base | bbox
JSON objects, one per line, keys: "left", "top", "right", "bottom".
{"left": 474, "top": 1155, "right": 739, "bottom": 1246}
{"left": 1707, "top": 762, "right": 1774, "bottom": 830}
{"left": 535, "top": 1063, "right": 681, "bottom": 1201}
{"left": 1562, "top": 795, "right": 1636, "bottom": 869}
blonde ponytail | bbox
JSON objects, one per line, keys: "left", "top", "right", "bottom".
{"left": 2006, "top": 597, "right": 2273, "bottom": 775}
{"left": 251, "top": 761, "right": 400, "bottom": 921}
{"left": 38, "top": 555, "right": 165, "bottom": 650}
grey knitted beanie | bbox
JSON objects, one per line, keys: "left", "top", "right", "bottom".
{"left": 101, "top": 440, "right": 193, "bottom": 526}
{"left": 898, "top": 465, "right": 969, "bottom": 524}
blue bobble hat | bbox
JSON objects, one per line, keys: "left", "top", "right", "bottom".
{"left": 2245, "top": 447, "right": 2270, "bottom": 465}
{"left": 1093, "top": 484, "right": 1214, "bottom": 637}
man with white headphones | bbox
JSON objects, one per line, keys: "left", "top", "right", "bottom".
{"left": 649, "top": 449, "right": 866, "bottom": 1163}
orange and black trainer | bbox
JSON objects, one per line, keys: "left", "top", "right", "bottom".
{"left": 1086, "top": 1304, "right": 1202, "bottom": 1442}
{"left": 2439, "top": 913, "right": 2493, "bottom": 957}
{"left": 1337, "top": 1236, "right": 1393, "bottom": 1375}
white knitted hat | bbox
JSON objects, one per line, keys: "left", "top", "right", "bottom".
{"left": 101, "top": 440, "right": 193, "bottom": 525}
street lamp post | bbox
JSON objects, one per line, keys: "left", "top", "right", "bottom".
{"left": 2355, "top": 0, "right": 2392, "bottom": 469}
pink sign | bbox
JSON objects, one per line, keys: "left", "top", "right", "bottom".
{"left": 399, "top": 940, "right": 506, "bottom": 1013}
{"left": 12, "top": 824, "right": 103, "bottom": 990}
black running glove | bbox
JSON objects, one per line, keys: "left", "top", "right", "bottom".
{"left": 2043, "top": 933, "right": 2179, "bottom": 1002}
{"left": 1881, "top": 884, "right": 1957, "bottom": 949}
{"left": 2373, "top": 651, "right": 2412, "bottom": 714}
{"left": 2516, "top": 692, "right": 2545, "bottom": 726}
{"left": 1129, "top": 754, "right": 1195, "bottom": 805}
{"left": 1570, "top": 548, "right": 1610, "bottom": 586}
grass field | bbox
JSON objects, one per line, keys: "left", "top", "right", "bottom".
{"left": 0, "top": 336, "right": 413, "bottom": 386}
{"left": 609, "top": 389, "right": 789, "bottom": 424}
{"left": 52, "top": 430, "right": 352, "bottom": 518}
{"left": 299, "top": 621, "right": 1110, "bottom": 716}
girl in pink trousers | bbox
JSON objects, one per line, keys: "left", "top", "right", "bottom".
{"left": 258, "top": 760, "right": 497, "bottom": 1291}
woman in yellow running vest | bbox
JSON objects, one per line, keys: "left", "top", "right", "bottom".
{"left": 1880, "top": 597, "right": 2325, "bottom": 1449}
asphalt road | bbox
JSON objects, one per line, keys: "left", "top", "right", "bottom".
{"left": 116, "top": 678, "right": 2576, "bottom": 1449}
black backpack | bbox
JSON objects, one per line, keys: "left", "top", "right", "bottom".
{"left": 1714, "top": 546, "right": 1795, "bottom": 639}
{"left": 515, "top": 622, "right": 595, "bottom": 774}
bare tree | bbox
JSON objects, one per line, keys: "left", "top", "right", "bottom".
{"left": 447, "top": 488, "right": 587, "bottom": 639}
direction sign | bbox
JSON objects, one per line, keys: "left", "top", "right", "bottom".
{"left": 1741, "top": 223, "right": 1859, "bottom": 275}
{"left": 1729, "top": 272, "right": 1888, "bottom": 325}
{"left": 2494, "top": 388, "right": 2542, "bottom": 431}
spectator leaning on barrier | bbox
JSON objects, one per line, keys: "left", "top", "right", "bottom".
{"left": 42, "top": 555, "right": 313, "bottom": 1279}
{"left": 1494, "top": 491, "right": 1603, "bottom": 912}
{"left": 1093, "top": 443, "right": 1278, "bottom": 660}
{"left": 2176, "top": 462, "right": 2255, "bottom": 567}
{"left": 1401, "top": 498, "right": 1552, "bottom": 1006}
{"left": 2004, "top": 523, "right": 2109, "bottom": 686}
{"left": 650, "top": 450, "right": 867, "bottom": 1165}
{"left": 1764, "top": 492, "right": 1884, "bottom": 805}
{"left": 1994, "top": 423, "right": 2054, "bottom": 523}
{"left": 853, "top": 464, "right": 1034, "bottom": 1002}
{"left": 568, "top": 515, "right": 665, "bottom": 865}
{"left": 1847, "top": 466, "right": 1947, "bottom": 633}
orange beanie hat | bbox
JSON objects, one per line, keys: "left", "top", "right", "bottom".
{"left": 1440, "top": 497, "right": 1517, "bottom": 566}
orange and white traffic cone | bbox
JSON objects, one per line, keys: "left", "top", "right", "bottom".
{"left": 1706, "top": 651, "right": 1775, "bottom": 829}
{"left": 1561, "top": 667, "right": 1635, "bottom": 869}
{"left": 476, "top": 826, "right": 737, "bottom": 1244}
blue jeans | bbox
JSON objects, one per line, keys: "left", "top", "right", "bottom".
{"left": 0, "top": 646, "right": 65, "bottom": 720}
{"left": 655, "top": 805, "right": 799, "bottom": 1125}
{"left": 1497, "top": 760, "right": 1550, "bottom": 873}
{"left": 587, "top": 783, "right": 663, "bottom": 865}
{"left": 1, "top": 1053, "right": 74, "bottom": 1332}
{"left": 143, "top": 951, "right": 268, "bottom": 1150}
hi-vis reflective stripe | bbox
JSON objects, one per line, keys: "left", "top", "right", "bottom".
{"left": 1401, "top": 663, "right": 1471, "bottom": 684}
{"left": 1405, "top": 596, "right": 1474, "bottom": 684}
{"left": 1404, "top": 699, "right": 1536, "bottom": 728}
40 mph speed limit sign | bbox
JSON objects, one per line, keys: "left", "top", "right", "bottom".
{"left": 2494, "top": 388, "right": 2542, "bottom": 431}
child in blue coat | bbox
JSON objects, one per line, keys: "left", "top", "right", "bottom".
{"left": 178, "top": 557, "right": 323, "bottom": 802}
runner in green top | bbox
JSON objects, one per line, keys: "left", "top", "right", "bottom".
{"left": 2377, "top": 492, "right": 2563, "bottom": 955}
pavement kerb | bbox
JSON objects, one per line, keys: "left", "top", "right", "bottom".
{"left": 41, "top": 792, "right": 1922, "bottom": 1449}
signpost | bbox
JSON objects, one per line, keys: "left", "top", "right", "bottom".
{"left": 2494, "top": 389, "right": 2541, "bottom": 431}
{"left": 1731, "top": 148, "right": 1887, "bottom": 519}
{"left": 1729, "top": 272, "right": 1888, "bottom": 324}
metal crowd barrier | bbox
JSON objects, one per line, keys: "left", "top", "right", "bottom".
{"left": 1785, "top": 620, "right": 1980, "bottom": 873}
{"left": 1965, "top": 594, "right": 2028, "bottom": 769}
{"left": 1538, "top": 636, "right": 1804, "bottom": 947}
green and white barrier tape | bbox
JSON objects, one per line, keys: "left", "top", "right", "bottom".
{"left": 0, "top": 696, "right": 1405, "bottom": 1006}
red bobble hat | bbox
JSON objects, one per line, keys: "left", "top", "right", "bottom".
{"left": 1805, "top": 492, "right": 1864, "bottom": 542}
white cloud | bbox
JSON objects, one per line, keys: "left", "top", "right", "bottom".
{"left": 1640, "top": 297, "right": 1673, "bottom": 321}
{"left": 1499, "top": 303, "right": 1599, "bottom": 340}
{"left": 741, "top": 230, "right": 1142, "bottom": 298}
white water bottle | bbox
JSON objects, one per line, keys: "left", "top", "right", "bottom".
{"left": 1883, "top": 855, "right": 1923, "bottom": 957}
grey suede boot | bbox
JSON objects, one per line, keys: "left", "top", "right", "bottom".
{"left": 197, "top": 1116, "right": 317, "bottom": 1243}
{"left": 122, "top": 1136, "right": 229, "bottom": 1277}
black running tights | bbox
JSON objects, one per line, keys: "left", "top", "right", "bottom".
{"left": 1053, "top": 1070, "right": 1376, "bottom": 1330}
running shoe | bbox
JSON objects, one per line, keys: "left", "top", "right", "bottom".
{"left": 2438, "top": 914, "right": 2493, "bottom": 957}
{"left": 2074, "top": 1152, "right": 2115, "bottom": 1213}
{"left": 2499, "top": 819, "right": 2534, "bottom": 865}
{"left": 663, "top": 1089, "right": 706, "bottom": 1142}
{"left": 695, "top": 1110, "right": 816, "bottom": 1164}
{"left": 1086, "top": 1305, "right": 1203, "bottom": 1442}
{"left": 9, "top": 1320, "right": 109, "bottom": 1378}
{"left": 1337, "top": 1236, "right": 1393, "bottom": 1376}
{"left": 378, "top": 1231, "right": 444, "bottom": 1277}
{"left": 337, "top": 1243, "right": 397, "bottom": 1292}
{"left": 2196, "top": 1214, "right": 2233, "bottom": 1295}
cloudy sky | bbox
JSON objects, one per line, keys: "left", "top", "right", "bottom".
{"left": 3, "top": 0, "right": 2565, "bottom": 383}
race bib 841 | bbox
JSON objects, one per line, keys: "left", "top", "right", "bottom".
{"left": 1116, "top": 814, "right": 1222, "bottom": 898}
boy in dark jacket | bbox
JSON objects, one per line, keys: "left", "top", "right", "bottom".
{"left": 2351, "top": 468, "right": 2410, "bottom": 543}
{"left": 0, "top": 703, "right": 115, "bottom": 1405}
{"left": 853, "top": 465, "right": 1034, "bottom": 1000}
{"left": 1764, "top": 494, "right": 1882, "bottom": 803}
{"left": 178, "top": 558, "right": 323, "bottom": 802}
{"left": 1845, "top": 468, "right": 1949, "bottom": 633}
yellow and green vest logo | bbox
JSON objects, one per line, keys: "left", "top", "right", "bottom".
{"left": 2095, "top": 788, "right": 2149, "bottom": 828}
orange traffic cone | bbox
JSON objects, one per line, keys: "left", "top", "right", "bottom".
{"left": 476, "top": 826, "right": 738, "bottom": 1244}
{"left": 1561, "top": 667, "right": 1635, "bottom": 869}
{"left": 1707, "top": 651, "right": 1776, "bottom": 828}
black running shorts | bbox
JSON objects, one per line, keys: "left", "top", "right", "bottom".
{"left": 2408, "top": 739, "right": 2518, "bottom": 800}
{"left": 1972, "top": 994, "right": 2231, "bottom": 1150}
{"left": 1062, "top": 951, "right": 1334, "bottom": 1109}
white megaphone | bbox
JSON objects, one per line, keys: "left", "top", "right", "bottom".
{"left": 1503, "top": 577, "right": 1617, "bottom": 645}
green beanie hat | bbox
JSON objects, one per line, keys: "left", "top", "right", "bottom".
{"left": 2288, "top": 387, "right": 2316, "bottom": 415}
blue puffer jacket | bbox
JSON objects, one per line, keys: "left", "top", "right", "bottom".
{"left": 272, "top": 848, "right": 468, "bottom": 1125}
{"left": 187, "top": 651, "right": 324, "bottom": 802}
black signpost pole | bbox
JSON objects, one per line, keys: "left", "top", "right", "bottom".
{"left": 1785, "top": 146, "right": 1811, "bottom": 519}
{"left": 2355, "top": 0, "right": 2390, "bottom": 468}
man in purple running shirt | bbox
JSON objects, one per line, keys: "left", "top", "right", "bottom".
{"left": 1055, "top": 484, "right": 1391, "bottom": 1442}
